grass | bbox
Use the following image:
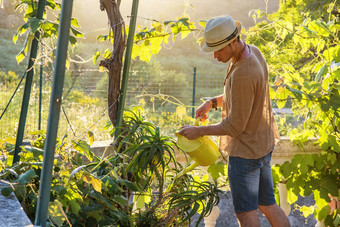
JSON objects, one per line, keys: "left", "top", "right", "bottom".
{"left": 0, "top": 28, "right": 27, "bottom": 76}
{"left": 0, "top": 80, "right": 113, "bottom": 140}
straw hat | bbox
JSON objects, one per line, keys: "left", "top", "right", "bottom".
{"left": 201, "top": 15, "right": 242, "bottom": 53}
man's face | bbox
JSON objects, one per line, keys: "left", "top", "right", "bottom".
{"left": 213, "top": 42, "right": 235, "bottom": 63}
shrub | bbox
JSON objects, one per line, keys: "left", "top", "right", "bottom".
{"left": 0, "top": 108, "right": 223, "bottom": 226}
{"left": 0, "top": 70, "right": 20, "bottom": 86}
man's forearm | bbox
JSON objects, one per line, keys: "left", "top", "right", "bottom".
{"left": 198, "top": 122, "right": 227, "bottom": 137}
{"left": 207, "top": 95, "right": 223, "bottom": 109}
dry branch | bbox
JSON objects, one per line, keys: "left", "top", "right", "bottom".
{"left": 99, "top": 0, "right": 126, "bottom": 126}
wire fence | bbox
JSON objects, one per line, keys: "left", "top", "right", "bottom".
{"left": 126, "top": 69, "right": 224, "bottom": 112}
{"left": 0, "top": 68, "right": 226, "bottom": 140}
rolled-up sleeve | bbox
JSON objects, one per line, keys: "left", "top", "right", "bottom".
{"left": 221, "top": 75, "right": 255, "bottom": 137}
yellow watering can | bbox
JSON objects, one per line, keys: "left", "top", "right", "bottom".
{"left": 174, "top": 118, "right": 220, "bottom": 180}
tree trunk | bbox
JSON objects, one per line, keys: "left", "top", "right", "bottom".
{"left": 99, "top": 0, "right": 126, "bottom": 126}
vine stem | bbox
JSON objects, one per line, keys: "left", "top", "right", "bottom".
{"left": 150, "top": 167, "right": 164, "bottom": 213}
{"left": 57, "top": 201, "right": 72, "bottom": 226}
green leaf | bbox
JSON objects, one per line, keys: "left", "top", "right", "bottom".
{"left": 40, "top": 21, "right": 59, "bottom": 38}
{"left": 87, "top": 210, "right": 103, "bottom": 222}
{"left": 17, "top": 22, "right": 29, "bottom": 36}
{"left": 286, "top": 85, "right": 303, "bottom": 101}
{"left": 149, "top": 37, "right": 162, "bottom": 55}
{"left": 103, "top": 48, "right": 111, "bottom": 59}
{"left": 300, "top": 163, "right": 308, "bottom": 175}
{"left": 182, "top": 202, "right": 200, "bottom": 223}
{"left": 334, "top": 213, "right": 340, "bottom": 227}
{"left": 87, "top": 131, "right": 94, "bottom": 146}
{"left": 287, "top": 188, "right": 298, "bottom": 204}
{"left": 71, "top": 27, "right": 83, "bottom": 38}
{"left": 328, "top": 135, "right": 340, "bottom": 152}
{"left": 28, "top": 130, "right": 46, "bottom": 136}
{"left": 52, "top": 185, "right": 67, "bottom": 197}
{"left": 93, "top": 51, "right": 100, "bottom": 64}
{"left": 301, "top": 26, "right": 318, "bottom": 38}
{"left": 314, "top": 189, "right": 328, "bottom": 209}
{"left": 291, "top": 154, "right": 303, "bottom": 168}
{"left": 69, "top": 35, "right": 77, "bottom": 47}
{"left": 48, "top": 201, "right": 66, "bottom": 226}
{"left": 178, "top": 18, "right": 190, "bottom": 28}
{"left": 29, "top": 18, "right": 41, "bottom": 33}
{"left": 69, "top": 199, "right": 81, "bottom": 215}
{"left": 24, "top": 146, "right": 44, "bottom": 158}
{"left": 300, "top": 205, "right": 315, "bottom": 218}
{"left": 134, "top": 190, "right": 151, "bottom": 209}
{"left": 199, "top": 20, "right": 207, "bottom": 28}
{"left": 46, "top": 0, "right": 58, "bottom": 10}
{"left": 317, "top": 205, "right": 331, "bottom": 221}
{"left": 91, "top": 177, "right": 102, "bottom": 193}
{"left": 71, "top": 18, "right": 80, "bottom": 28}
{"left": 304, "top": 154, "right": 314, "bottom": 167}
{"left": 180, "top": 29, "right": 190, "bottom": 39}
{"left": 207, "top": 162, "right": 225, "bottom": 180}
{"left": 112, "top": 195, "right": 128, "bottom": 207}
{"left": 65, "top": 58, "right": 70, "bottom": 70}
{"left": 313, "top": 21, "right": 332, "bottom": 37}
{"left": 15, "top": 169, "right": 36, "bottom": 185}
{"left": 327, "top": 152, "right": 336, "bottom": 164}
{"left": 164, "top": 20, "right": 175, "bottom": 26}
{"left": 315, "top": 63, "right": 328, "bottom": 81}
{"left": 144, "top": 39, "right": 150, "bottom": 46}
{"left": 119, "top": 179, "right": 141, "bottom": 192}
{"left": 16, "top": 51, "right": 25, "bottom": 64}
{"left": 72, "top": 140, "right": 93, "bottom": 162}
{"left": 13, "top": 34, "right": 18, "bottom": 44}
{"left": 321, "top": 176, "right": 338, "bottom": 197}
{"left": 280, "top": 161, "right": 292, "bottom": 179}
{"left": 24, "top": 34, "right": 34, "bottom": 54}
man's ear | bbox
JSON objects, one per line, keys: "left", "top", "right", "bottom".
{"left": 231, "top": 38, "right": 238, "bottom": 45}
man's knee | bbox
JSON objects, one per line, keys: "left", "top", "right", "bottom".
{"left": 258, "top": 203, "right": 281, "bottom": 214}
{"left": 236, "top": 210, "right": 260, "bottom": 227}
{"left": 258, "top": 204, "right": 290, "bottom": 227}
{"left": 258, "top": 204, "right": 273, "bottom": 213}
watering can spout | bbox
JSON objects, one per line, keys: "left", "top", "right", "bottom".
{"left": 173, "top": 162, "right": 200, "bottom": 180}
{"left": 166, "top": 132, "right": 219, "bottom": 193}
{"left": 165, "top": 162, "right": 200, "bottom": 192}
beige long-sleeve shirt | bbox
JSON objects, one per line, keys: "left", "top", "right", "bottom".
{"left": 220, "top": 45, "right": 279, "bottom": 159}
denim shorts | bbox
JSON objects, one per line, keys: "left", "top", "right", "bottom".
{"left": 228, "top": 150, "right": 276, "bottom": 213}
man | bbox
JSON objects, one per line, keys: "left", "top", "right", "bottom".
{"left": 179, "top": 15, "right": 290, "bottom": 227}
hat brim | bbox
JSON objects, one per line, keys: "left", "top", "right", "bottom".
{"left": 200, "top": 20, "right": 242, "bottom": 53}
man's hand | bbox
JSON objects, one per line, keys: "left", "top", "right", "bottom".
{"left": 178, "top": 126, "right": 202, "bottom": 140}
{"left": 195, "top": 101, "right": 211, "bottom": 121}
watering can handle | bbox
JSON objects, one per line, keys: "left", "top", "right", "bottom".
{"left": 195, "top": 116, "right": 202, "bottom": 126}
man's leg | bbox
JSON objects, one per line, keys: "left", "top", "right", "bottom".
{"left": 228, "top": 156, "right": 262, "bottom": 226}
{"left": 258, "top": 204, "right": 290, "bottom": 227}
{"left": 258, "top": 151, "right": 290, "bottom": 226}
{"left": 236, "top": 210, "right": 260, "bottom": 227}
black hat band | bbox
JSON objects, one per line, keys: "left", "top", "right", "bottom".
{"left": 206, "top": 27, "right": 238, "bottom": 47}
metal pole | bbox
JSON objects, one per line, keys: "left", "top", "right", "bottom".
{"left": 39, "top": 49, "right": 43, "bottom": 131}
{"left": 34, "top": 0, "right": 73, "bottom": 226}
{"left": 192, "top": 66, "right": 197, "bottom": 118}
{"left": 13, "top": 0, "right": 46, "bottom": 165}
{"left": 114, "top": 0, "right": 139, "bottom": 139}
